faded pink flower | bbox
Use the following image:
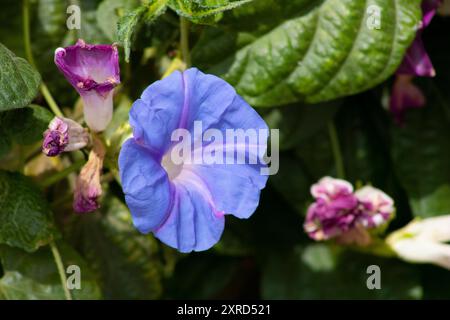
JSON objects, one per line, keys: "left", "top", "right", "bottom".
{"left": 73, "top": 137, "right": 105, "bottom": 213}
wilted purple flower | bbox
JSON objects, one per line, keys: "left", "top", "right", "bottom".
{"left": 422, "top": 0, "right": 442, "bottom": 26}
{"left": 311, "top": 176, "right": 354, "bottom": 202}
{"left": 73, "top": 137, "right": 105, "bottom": 213}
{"left": 304, "top": 177, "right": 359, "bottom": 241}
{"left": 390, "top": 0, "right": 441, "bottom": 123}
{"left": 118, "top": 68, "right": 268, "bottom": 253}
{"left": 389, "top": 75, "right": 426, "bottom": 125}
{"left": 54, "top": 39, "right": 120, "bottom": 132}
{"left": 42, "top": 117, "right": 89, "bottom": 157}
{"left": 355, "top": 186, "right": 394, "bottom": 228}
{"left": 304, "top": 177, "right": 395, "bottom": 243}
{"left": 396, "top": 38, "right": 435, "bottom": 77}
{"left": 396, "top": 0, "right": 441, "bottom": 77}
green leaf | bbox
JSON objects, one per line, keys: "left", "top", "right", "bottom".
{"left": 219, "top": 0, "right": 308, "bottom": 33}
{"left": 391, "top": 82, "right": 450, "bottom": 218}
{"left": 0, "top": 243, "right": 101, "bottom": 300}
{"left": 262, "top": 244, "right": 422, "bottom": 299}
{"left": 0, "top": 43, "right": 41, "bottom": 111}
{"left": 117, "top": 0, "right": 168, "bottom": 62}
{"left": 0, "top": 105, "right": 52, "bottom": 162}
{"left": 193, "top": 0, "right": 422, "bottom": 106}
{"left": 96, "top": 0, "right": 141, "bottom": 41}
{"left": 168, "top": 0, "right": 254, "bottom": 24}
{"left": 0, "top": 105, "right": 53, "bottom": 145}
{"left": 0, "top": 171, "right": 56, "bottom": 252}
{"left": 69, "top": 196, "right": 165, "bottom": 299}
{"left": 117, "top": 5, "right": 147, "bottom": 61}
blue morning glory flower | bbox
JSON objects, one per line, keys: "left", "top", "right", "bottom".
{"left": 118, "top": 68, "right": 269, "bottom": 253}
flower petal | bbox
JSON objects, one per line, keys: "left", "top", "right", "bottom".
{"left": 422, "top": 0, "right": 442, "bottom": 28}
{"left": 180, "top": 68, "right": 237, "bottom": 131}
{"left": 154, "top": 182, "right": 225, "bottom": 253}
{"left": 389, "top": 238, "right": 450, "bottom": 270}
{"left": 186, "top": 91, "right": 269, "bottom": 219}
{"left": 118, "top": 139, "right": 172, "bottom": 232}
{"left": 310, "top": 176, "right": 354, "bottom": 201}
{"left": 402, "top": 215, "right": 450, "bottom": 243}
{"left": 188, "top": 164, "right": 263, "bottom": 219}
{"left": 397, "top": 35, "right": 435, "bottom": 77}
{"left": 129, "top": 71, "right": 185, "bottom": 156}
{"left": 82, "top": 90, "right": 114, "bottom": 132}
{"left": 389, "top": 75, "right": 426, "bottom": 125}
{"left": 129, "top": 68, "right": 238, "bottom": 156}
{"left": 54, "top": 40, "right": 120, "bottom": 92}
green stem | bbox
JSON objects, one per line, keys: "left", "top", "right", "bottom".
{"left": 22, "top": 0, "right": 36, "bottom": 67}
{"left": 40, "top": 160, "right": 84, "bottom": 188}
{"left": 328, "top": 121, "right": 345, "bottom": 179}
{"left": 353, "top": 239, "right": 397, "bottom": 258}
{"left": 50, "top": 241, "right": 73, "bottom": 300}
{"left": 22, "top": 0, "right": 64, "bottom": 117}
{"left": 180, "top": 17, "right": 191, "bottom": 67}
{"left": 41, "top": 83, "right": 64, "bottom": 117}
